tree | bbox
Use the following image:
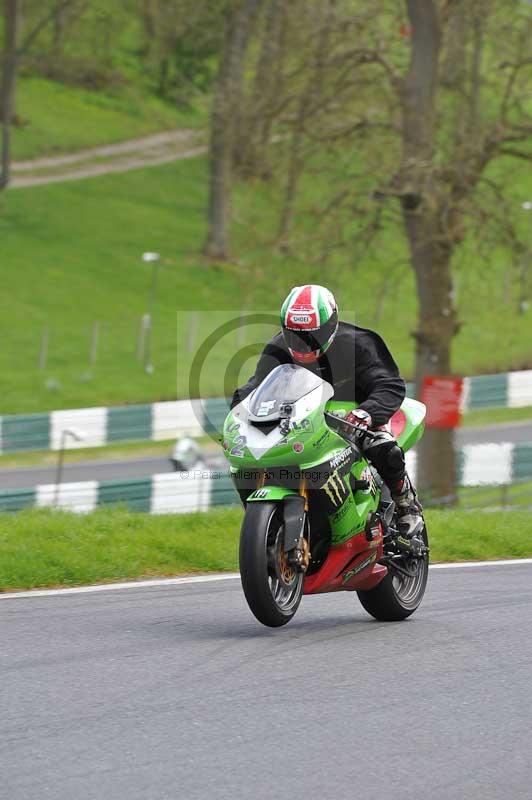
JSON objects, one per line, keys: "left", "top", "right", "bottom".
{"left": 386, "top": 0, "right": 532, "bottom": 500}
{"left": 212, "top": 0, "right": 532, "bottom": 501}
{"left": 233, "top": 0, "right": 286, "bottom": 180}
{"left": 1, "top": 0, "right": 88, "bottom": 190}
{"left": 1, "top": 0, "right": 22, "bottom": 190}
{"left": 277, "top": 0, "right": 337, "bottom": 246}
{"left": 396, "top": 0, "right": 458, "bottom": 501}
{"left": 139, "top": 0, "right": 225, "bottom": 104}
{"left": 203, "top": 0, "right": 264, "bottom": 261}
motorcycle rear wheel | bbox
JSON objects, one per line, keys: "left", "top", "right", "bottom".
{"left": 357, "top": 526, "right": 429, "bottom": 621}
{"left": 239, "top": 502, "right": 304, "bottom": 627}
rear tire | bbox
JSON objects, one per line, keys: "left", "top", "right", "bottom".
{"left": 239, "top": 502, "right": 304, "bottom": 628}
{"left": 357, "top": 526, "right": 429, "bottom": 621}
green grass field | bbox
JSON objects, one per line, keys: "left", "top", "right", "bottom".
{"left": 2, "top": 149, "right": 532, "bottom": 415}
{"left": 1, "top": 506, "right": 531, "bottom": 592}
{"left": 1, "top": 0, "right": 531, "bottom": 422}
{"left": 12, "top": 78, "right": 206, "bottom": 161}
{"left": 459, "top": 480, "right": 532, "bottom": 509}
{"left": 461, "top": 406, "right": 532, "bottom": 427}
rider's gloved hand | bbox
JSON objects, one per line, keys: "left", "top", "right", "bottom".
{"left": 343, "top": 409, "right": 372, "bottom": 442}
{"left": 346, "top": 409, "right": 372, "bottom": 428}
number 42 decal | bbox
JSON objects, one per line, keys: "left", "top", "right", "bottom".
{"left": 231, "top": 435, "right": 247, "bottom": 458}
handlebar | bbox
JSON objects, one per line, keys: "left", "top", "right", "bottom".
{"left": 324, "top": 411, "right": 378, "bottom": 442}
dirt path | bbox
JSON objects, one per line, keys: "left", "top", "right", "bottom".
{"left": 11, "top": 129, "right": 207, "bottom": 189}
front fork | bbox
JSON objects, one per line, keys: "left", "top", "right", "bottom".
{"left": 283, "top": 483, "right": 311, "bottom": 572}
{"left": 247, "top": 474, "right": 312, "bottom": 573}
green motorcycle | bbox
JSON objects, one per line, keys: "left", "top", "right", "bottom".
{"left": 222, "top": 363, "right": 429, "bottom": 627}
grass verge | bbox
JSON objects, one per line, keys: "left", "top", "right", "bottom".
{"left": 13, "top": 77, "right": 206, "bottom": 160}
{"left": 2, "top": 151, "right": 532, "bottom": 414}
{"left": 461, "top": 406, "right": 532, "bottom": 427}
{"left": 459, "top": 480, "right": 532, "bottom": 509}
{"left": 1, "top": 507, "right": 531, "bottom": 593}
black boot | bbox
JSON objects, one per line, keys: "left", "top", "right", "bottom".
{"left": 391, "top": 474, "right": 423, "bottom": 537}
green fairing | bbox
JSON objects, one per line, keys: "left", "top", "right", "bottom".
{"left": 247, "top": 486, "right": 298, "bottom": 502}
{"left": 223, "top": 368, "right": 426, "bottom": 547}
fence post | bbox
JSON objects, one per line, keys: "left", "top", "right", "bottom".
{"left": 38, "top": 327, "right": 49, "bottom": 370}
{"left": 137, "top": 314, "right": 150, "bottom": 362}
{"left": 501, "top": 484, "right": 509, "bottom": 508}
{"left": 90, "top": 321, "right": 100, "bottom": 366}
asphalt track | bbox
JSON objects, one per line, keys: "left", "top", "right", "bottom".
{"left": 0, "top": 455, "right": 180, "bottom": 490}
{"left": 2, "top": 563, "right": 531, "bottom": 800}
{"left": 1, "top": 420, "right": 531, "bottom": 490}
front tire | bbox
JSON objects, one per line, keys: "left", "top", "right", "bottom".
{"left": 357, "top": 526, "right": 429, "bottom": 621}
{"left": 239, "top": 502, "right": 304, "bottom": 627}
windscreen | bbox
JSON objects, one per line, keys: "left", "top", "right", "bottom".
{"left": 248, "top": 364, "right": 324, "bottom": 418}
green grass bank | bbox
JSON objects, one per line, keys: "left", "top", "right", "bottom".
{"left": 12, "top": 77, "right": 206, "bottom": 161}
{"left": 1, "top": 507, "right": 531, "bottom": 593}
{"left": 2, "top": 154, "right": 532, "bottom": 414}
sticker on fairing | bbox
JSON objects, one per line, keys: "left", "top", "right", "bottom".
{"left": 250, "top": 488, "right": 270, "bottom": 499}
{"left": 257, "top": 400, "right": 277, "bottom": 417}
{"left": 282, "top": 418, "right": 313, "bottom": 440}
{"left": 329, "top": 446, "right": 354, "bottom": 470}
{"left": 230, "top": 435, "right": 247, "bottom": 457}
{"left": 342, "top": 553, "right": 377, "bottom": 584}
{"left": 313, "top": 429, "right": 330, "bottom": 448}
{"left": 321, "top": 469, "right": 349, "bottom": 508}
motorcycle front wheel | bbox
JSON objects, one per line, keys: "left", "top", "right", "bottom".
{"left": 239, "top": 502, "right": 304, "bottom": 627}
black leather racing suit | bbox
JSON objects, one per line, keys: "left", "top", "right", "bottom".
{"left": 231, "top": 321, "right": 407, "bottom": 491}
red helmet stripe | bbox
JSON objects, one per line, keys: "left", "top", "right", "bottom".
{"left": 292, "top": 285, "right": 313, "bottom": 308}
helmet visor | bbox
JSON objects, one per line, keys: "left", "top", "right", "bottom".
{"left": 282, "top": 310, "right": 338, "bottom": 354}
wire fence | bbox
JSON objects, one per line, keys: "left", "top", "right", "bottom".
{"left": 3, "top": 308, "right": 532, "bottom": 428}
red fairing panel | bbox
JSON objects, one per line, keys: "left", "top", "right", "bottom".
{"left": 303, "top": 527, "right": 386, "bottom": 595}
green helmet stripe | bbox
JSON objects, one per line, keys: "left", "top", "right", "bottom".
{"left": 317, "top": 290, "right": 329, "bottom": 325}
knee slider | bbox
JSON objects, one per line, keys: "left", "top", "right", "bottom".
{"left": 365, "top": 437, "right": 395, "bottom": 468}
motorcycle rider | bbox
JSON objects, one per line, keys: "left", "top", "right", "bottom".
{"left": 231, "top": 284, "right": 423, "bottom": 536}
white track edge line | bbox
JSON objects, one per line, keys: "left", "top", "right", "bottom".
{"left": 0, "top": 573, "right": 241, "bottom": 599}
{"left": 430, "top": 559, "right": 532, "bottom": 569}
{"left": 2, "top": 559, "right": 532, "bottom": 600}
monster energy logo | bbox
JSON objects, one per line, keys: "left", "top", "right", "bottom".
{"left": 329, "top": 446, "right": 353, "bottom": 470}
{"left": 321, "top": 469, "right": 348, "bottom": 507}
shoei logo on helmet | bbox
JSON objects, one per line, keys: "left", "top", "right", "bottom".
{"left": 289, "top": 313, "right": 314, "bottom": 326}
{"left": 288, "top": 309, "right": 317, "bottom": 328}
